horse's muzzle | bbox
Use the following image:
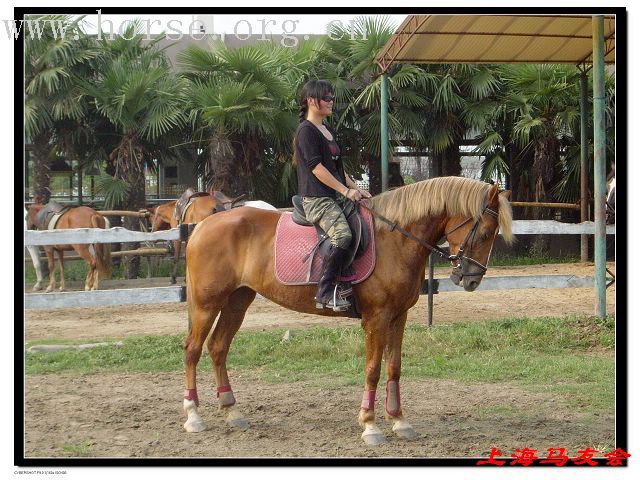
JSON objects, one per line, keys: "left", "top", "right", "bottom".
{"left": 462, "top": 275, "right": 483, "bottom": 292}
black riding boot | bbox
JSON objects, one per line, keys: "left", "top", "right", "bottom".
{"left": 314, "top": 245, "right": 351, "bottom": 312}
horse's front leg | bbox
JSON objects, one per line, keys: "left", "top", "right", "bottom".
{"left": 183, "top": 303, "right": 217, "bottom": 433}
{"left": 358, "top": 317, "right": 388, "bottom": 446}
{"left": 384, "top": 311, "right": 418, "bottom": 440}
{"left": 27, "top": 245, "right": 44, "bottom": 291}
{"left": 45, "top": 247, "right": 55, "bottom": 293}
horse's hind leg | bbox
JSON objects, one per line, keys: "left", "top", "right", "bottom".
{"left": 383, "top": 312, "right": 417, "bottom": 440}
{"left": 207, "top": 287, "right": 256, "bottom": 429}
{"left": 183, "top": 302, "right": 219, "bottom": 433}
{"left": 56, "top": 249, "right": 65, "bottom": 291}
{"left": 170, "top": 240, "right": 181, "bottom": 285}
{"left": 75, "top": 245, "right": 97, "bottom": 291}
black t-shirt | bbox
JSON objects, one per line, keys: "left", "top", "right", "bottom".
{"left": 295, "top": 120, "right": 346, "bottom": 198}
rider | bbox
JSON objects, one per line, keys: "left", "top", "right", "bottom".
{"left": 294, "top": 79, "right": 371, "bottom": 311}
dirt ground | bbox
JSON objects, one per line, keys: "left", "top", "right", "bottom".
{"left": 22, "top": 262, "right": 617, "bottom": 459}
{"left": 24, "top": 262, "right": 616, "bottom": 341}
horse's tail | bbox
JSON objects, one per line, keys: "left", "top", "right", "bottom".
{"left": 91, "top": 214, "right": 112, "bottom": 278}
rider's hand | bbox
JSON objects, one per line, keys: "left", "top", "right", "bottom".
{"left": 345, "top": 188, "right": 362, "bottom": 202}
{"left": 358, "top": 188, "right": 372, "bottom": 199}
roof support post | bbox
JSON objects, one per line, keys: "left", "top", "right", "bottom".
{"left": 592, "top": 15, "right": 607, "bottom": 318}
{"left": 380, "top": 73, "right": 389, "bottom": 192}
{"left": 579, "top": 70, "right": 589, "bottom": 262}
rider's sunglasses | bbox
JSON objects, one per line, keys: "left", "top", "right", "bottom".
{"left": 320, "top": 95, "right": 335, "bottom": 103}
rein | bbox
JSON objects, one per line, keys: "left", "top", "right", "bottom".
{"left": 358, "top": 202, "right": 451, "bottom": 260}
{"left": 358, "top": 201, "right": 498, "bottom": 271}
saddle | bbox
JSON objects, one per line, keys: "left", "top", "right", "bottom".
{"left": 173, "top": 188, "right": 210, "bottom": 223}
{"left": 211, "top": 191, "right": 247, "bottom": 213}
{"left": 291, "top": 195, "right": 369, "bottom": 271}
{"left": 34, "top": 201, "right": 71, "bottom": 230}
{"left": 274, "top": 199, "right": 376, "bottom": 286}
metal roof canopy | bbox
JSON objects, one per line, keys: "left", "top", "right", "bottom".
{"left": 374, "top": 14, "right": 616, "bottom": 319}
{"left": 376, "top": 14, "right": 615, "bottom": 71}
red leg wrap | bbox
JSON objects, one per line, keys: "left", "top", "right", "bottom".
{"left": 385, "top": 380, "right": 400, "bottom": 417}
{"left": 183, "top": 388, "right": 199, "bottom": 407}
{"left": 217, "top": 385, "right": 235, "bottom": 407}
{"left": 360, "top": 390, "right": 376, "bottom": 411}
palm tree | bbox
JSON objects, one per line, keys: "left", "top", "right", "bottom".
{"left": 24, "top": 15, "right": 96, "bottom": 203}
{"left": 80, "top": 23, "right": 189, "bottom": 277}
{"left": 178, "top": 40, "right": 308, "bottom": 199}
{"left": 318, "top": 16, "right": 429, "bottom": 193}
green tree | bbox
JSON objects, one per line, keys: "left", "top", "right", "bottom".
{"left": 178, "top": 40, "right": 311, "bottom": 199}
{"left": 24, "top": 15, "right": 95, "bottom": 203}
{"left": 80, "top": 23, "right": 189, "bottom": 277}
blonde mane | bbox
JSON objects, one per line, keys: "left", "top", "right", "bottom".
{"left": 368, "top": 177, "right": 513, "bottom": 243}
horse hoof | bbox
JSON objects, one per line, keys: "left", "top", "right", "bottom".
{"left": 392, "top": 421, "right": 418, "bottom": 440}
{"left": 361, "top": 425, "right": 386, "bottom": 446}
{"left": 84, "top": 286, "right": 90, "bottom": 291}
{"left": 32, "top": 285, "right": 41, "bottom": 292}
{"left": 184, "top": 418, "right": 207, "bottom": 433}
{"left": 362, "top": 432, "right": 386, "bottom": 446}
{"left": 170, "top": 278, "right": 176, "bottom": 285}
{"left": 227, "top": 417, "right": 249, "bottom": 429}
{"left": 45, "top": 287, "right": 52, "bottom": 293}
{"left": 225, "top": 409, "right": 249, "bottom": 430}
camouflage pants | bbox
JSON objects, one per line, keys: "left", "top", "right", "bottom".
{"left": 302, "top": 196, "right": 352, "bottom": 249}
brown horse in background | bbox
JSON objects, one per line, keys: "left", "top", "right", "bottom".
{"left": 182, "top": 177, "right": 513, "bottom": 445}
{"left": 26, "top": 203, "right": 111, "bottom": 292}
{"left": 151, "top": 193, "right": 277, "bottom": 284}
{"left": 150, "top": 196, "right": 218, "bottom": 284}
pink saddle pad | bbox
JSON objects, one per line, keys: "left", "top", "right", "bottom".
{"left": 274, "top": 205, "right": 376, "bottom": 286}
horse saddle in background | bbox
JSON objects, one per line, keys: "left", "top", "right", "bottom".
{"left": 274, "top": 198, "right": 376, "bottom": 286}
{"left": 173, "top": 188, "right": 210, "bottom": 223}
{"left": 211, "top": 190, "right": 247, "bottom": 213}
{"left": 34, "top": 201, "right": 71, "bottom": 230}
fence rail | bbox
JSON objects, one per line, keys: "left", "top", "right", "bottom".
{"left": 23, "top": 219, "right": 616, "bottom": 310}
{"left": 23, "top": 220, "right": 615, "bottom": 248}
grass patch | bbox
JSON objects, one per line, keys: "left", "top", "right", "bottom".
{"left": 61, "top": 440, "right": 92, "bottom": 457}
{"left": 25, "top": 315, "right": 615, "bottom": 412}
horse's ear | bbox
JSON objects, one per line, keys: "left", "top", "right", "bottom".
{"left": 488, "top": 183, "right": 499, "bottom": 200}
{"left": 499, "top": 189, "right": 512, "bottom": 200}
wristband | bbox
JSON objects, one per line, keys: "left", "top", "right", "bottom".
{"left": 344, "top": 187, "right": 350, "bottom": 196}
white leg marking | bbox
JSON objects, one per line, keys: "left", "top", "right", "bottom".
{"left": 392, "top": 418, "right": 418, "bottom": 440}
{"left": 361, "top": 422, "right": 386, "bottom": 446}
{"left": 223, "top": 405, "right": 249, "bottom": 429}
{"left": 183, "top": 399, "right": 206, "bottom": 433}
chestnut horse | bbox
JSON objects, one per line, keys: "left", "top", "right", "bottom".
{"left": 26, "top": 203, "right": 111, "bottom": 292}
{"left": 182, "top": 177, "right": 513, "bottom": 445}
{"left": 150, "top": 194, "right": 277, "bottom": 284}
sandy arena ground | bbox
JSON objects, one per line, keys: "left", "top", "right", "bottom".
{"left": 22, "top": 262, "right": 617, "bottom": 459}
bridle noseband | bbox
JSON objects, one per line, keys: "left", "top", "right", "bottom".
{"left": 446, "top": 204, "right": 499, "bottom": 277}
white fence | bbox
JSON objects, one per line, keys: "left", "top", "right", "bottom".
{"left": 23, "top": 220, "right": 615, "bottom": 310}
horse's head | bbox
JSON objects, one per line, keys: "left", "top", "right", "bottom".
{"left": 25, "top": 202, "right": 43, "bottom": 230}
{"left": 443, "top": 184, "right": 512, "bottom": 292}
{"left": 150, "top": 201, "right": 175, "bottom": 231}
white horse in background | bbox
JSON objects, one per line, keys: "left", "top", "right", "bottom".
{"left": 606, "top": 163, "right": 615, "bottom": 224}
{"left": 24, "top": 207, "right": 45, "bottom": 291}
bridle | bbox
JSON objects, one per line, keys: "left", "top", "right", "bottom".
{"left": 446, "top": 204, "right": 499, "bottom": 278}
{"left": 360, "top": 201, "right": 499, "bottom": 277}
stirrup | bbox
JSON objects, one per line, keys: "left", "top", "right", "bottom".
{"left": 315, "top": 285, "right": 351, "bottom": 312}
